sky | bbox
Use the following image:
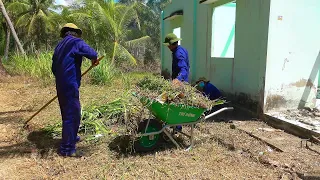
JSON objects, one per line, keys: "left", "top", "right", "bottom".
{"left": 55, "top": 0, "right": 71, "bottom": 5}
{"left": 55, "top": 0, "right": 119, "bottom": 5}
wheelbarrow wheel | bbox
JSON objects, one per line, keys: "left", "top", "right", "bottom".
{"left": 134, "top": 119, "right": 163, "bottom": 152}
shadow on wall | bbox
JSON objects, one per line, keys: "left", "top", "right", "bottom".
{"left": 222, "top": 92, "right": 259, "bottom": 113}
{"left": 298, "top": 51, "right": 320, "bottom": 109}
{"left": 161, "top": 68, "right": 171, "bottom": 80}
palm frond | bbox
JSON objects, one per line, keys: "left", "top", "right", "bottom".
{"left": 125, "top": 36, "right": 151, "bottom": 47}
{"left": 6, "top": 1, "right": 30, "bottom": 15}
{"left": 117, "top": 43, "right": 137, "bottom": 65}
{"left": 68, "top": 12, "right": 92, "bottom": 21}
{"left": 27, "top": 14, "right": 37, "bottom": 36}
{"left": 16, "top": 13, "right": 31, "bottom": 27}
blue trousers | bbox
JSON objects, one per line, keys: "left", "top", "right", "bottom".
{"left": 56, "top": 84, "right": 81, "bottom": 155}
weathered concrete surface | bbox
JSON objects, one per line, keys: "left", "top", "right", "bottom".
{"left": 267, "top": 109, "right": 320, "bottom": 131}
{"left": 264, "top": 0, "right": 320, "bottom": 111}
{"left": 264, "top": 114, "right": 320, "bottom": 140}
{"left": 235, "top": 121, "right": 320, "bottom": 153}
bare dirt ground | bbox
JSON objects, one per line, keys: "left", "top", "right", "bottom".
{"left": 0, "top": 76, "right": 320, "bottom": 180}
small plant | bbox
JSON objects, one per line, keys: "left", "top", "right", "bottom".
{"left": 89, "top": 59, "right": 118, "bottom": 85}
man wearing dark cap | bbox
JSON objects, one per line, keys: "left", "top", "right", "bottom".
{"left": 163, "top": 33, "right": 190, "bottom": 85}
{"left": 163, "top": 33, "right": 190, "bottom": 131}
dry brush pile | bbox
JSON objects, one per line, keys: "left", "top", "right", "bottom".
{"left": 43, "top": 76, "right": 226, "bottom": 141}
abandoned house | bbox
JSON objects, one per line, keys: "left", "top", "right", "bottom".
{"left": 160, "top": 0, "right": 320, "bottom": 135}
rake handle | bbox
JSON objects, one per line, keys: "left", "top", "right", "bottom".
{"left": 23, "top": 56, "right": 105, "bottom": 127}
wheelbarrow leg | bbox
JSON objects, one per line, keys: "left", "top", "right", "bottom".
{"left": 163, "top": 129, "right": 181, "bottom": 149}
{"left": 185, "top": 124, "right": 195, "bottom": 151}
{"left": 144, "top": 119, "right": 151, "bottom": 133}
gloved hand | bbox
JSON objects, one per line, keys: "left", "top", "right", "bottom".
{"left": 91, "top": 59, "right": 99, "bottom": 66}
{"left": 172, "top": 79, "right": 183, "bottom": 87}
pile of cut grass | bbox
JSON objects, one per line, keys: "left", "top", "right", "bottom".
{"left": 43, "top": 76, "right": 226, "bottom": 144}
{"left": 136, "top": 76, "right": 226, "bottom": 109}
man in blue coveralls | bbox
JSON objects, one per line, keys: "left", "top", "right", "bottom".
{"left": 163, "top": 33, "right": 190, "bottom": 131}
{"left": 195, "top": 77, "right": 221, "bottom": 100}
{"left": 52, "top": 23, "right": 99, "bottom": 157}
{"left": 163, "top": 33, "right": 189, "bottom": 84}
{"left": 195, "top": 77, "right": 225, "bottom": 119}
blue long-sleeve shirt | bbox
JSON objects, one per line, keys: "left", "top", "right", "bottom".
{"left": 52, "top": 35, "right": 98, "bottom": 88}
{"left": 172, "top": 46, "right": 190, "bottom": 82}
{"left": 203, "top": 82, "right": 221, "bottom": 100}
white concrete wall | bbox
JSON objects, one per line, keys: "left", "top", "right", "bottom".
{"left": 264, "top": 0, "right": 320, "bottom": 111}
{"left": 232, "top": 0, "right": 271, "bottom": 112}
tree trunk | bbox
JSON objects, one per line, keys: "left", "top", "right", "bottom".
{"left": 4, "top": 23, "right": 10, "bottom": 60}
{"left": 0, "top": 0, "right": 25, "bottom": 54}
{"left": 0, "top": 57, "right": 8, "bottom": 76}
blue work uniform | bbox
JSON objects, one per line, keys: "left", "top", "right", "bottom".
{"left": 203, "top": 82, "right": 221, "bottom": 100}
{"left": 52, "top": 35, "right": 97, "bottom": 156}
{"left": 171, "top": 45, "right": 190, "bottom": 131}
{"left": 172, "top": 45, "right": 190, "bottom": 82}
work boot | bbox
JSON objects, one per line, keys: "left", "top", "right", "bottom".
{"left": 176, "top": 125, "right": 182, "bottom": 131}
{"left": 173, "top": 125, "right": 182, "bottom": 134}
{"left": 59, "top": 150, "right": 84, "bottom": 158}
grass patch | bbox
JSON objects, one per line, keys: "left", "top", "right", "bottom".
{"left": 4, "top": 52, "right": 120, "bottom": 85}
{"left": 88, "top": 59, "right": 118, "bottom": 85}
{"left": 4, "top": 52, "right": 54, "bottom": 84}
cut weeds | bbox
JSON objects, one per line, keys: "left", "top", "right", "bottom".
{"left": 43, "top": 76, "right": 227, "bottom": 146}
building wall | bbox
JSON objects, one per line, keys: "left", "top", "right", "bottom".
{"left": 162, "top": 0, "right": 271, "bottom": 113}
{"left": 264, "top": 0, "right": 320, "bottom": 111}
{"left": 215, "top": 0, "right": 271, "bottom": 113}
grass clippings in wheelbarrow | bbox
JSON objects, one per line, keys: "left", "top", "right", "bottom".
{"left": 136, "top": 76, "right": 226, "bottom": 109}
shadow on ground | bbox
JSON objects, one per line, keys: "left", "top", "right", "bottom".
{"left": 0, "top": 109, "right": 32, "bottom": 116}
{"left": 205, "top": 103, "right": 257, "bottom": 123}
{"left": 0, "top": 115, "right": 24, "bottom": 124}
{"left": 0, "top": 130, "right": 60, "bottom": 159}
{"left": 108, "top": 134, "right": 184, "bottom": 158}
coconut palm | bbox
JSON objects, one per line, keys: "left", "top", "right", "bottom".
{"left": 7, "top": 0, "right": 63, "bottom": 51}
{"left": 0, "top": 0, "right": 25, "bottom": 55}
{"left": 70, "top": 0, "right": 150, "bottom": 65}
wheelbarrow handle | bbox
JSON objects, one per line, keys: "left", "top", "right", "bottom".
{"left": 204, "top": 107, "right": 234, "bottom": 120}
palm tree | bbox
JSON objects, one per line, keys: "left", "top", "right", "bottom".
{"left": 1, "top": 0, "right": 16, "bottom": 60}
{"left": 0, "top": 0, "right": 25, "bottom": 54}
{"left": 119, "top": 0, "right": 171, "bottom": 60}
{"left": 70, "top": 0, "right": 150, "bottom": 65}
{"left": 7, "top": 0, "right": 62, "bottom": 51}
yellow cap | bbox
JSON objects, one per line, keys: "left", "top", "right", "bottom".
{"left": 62, "top": 23, "right": 81, "bottom": 30}
{"left": 60, "top": 23, "right": 82, "bottom": 38}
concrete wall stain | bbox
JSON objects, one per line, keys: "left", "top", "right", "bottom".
{"left": 265, "top": 94, "right": 286, "bottom": 111}
{"left": 290, "top": 79, "right": 315, "bottom": 89}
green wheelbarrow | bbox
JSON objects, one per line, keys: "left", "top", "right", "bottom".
{"left": 133, "top": 95, "right": 234, "bottom": 152}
